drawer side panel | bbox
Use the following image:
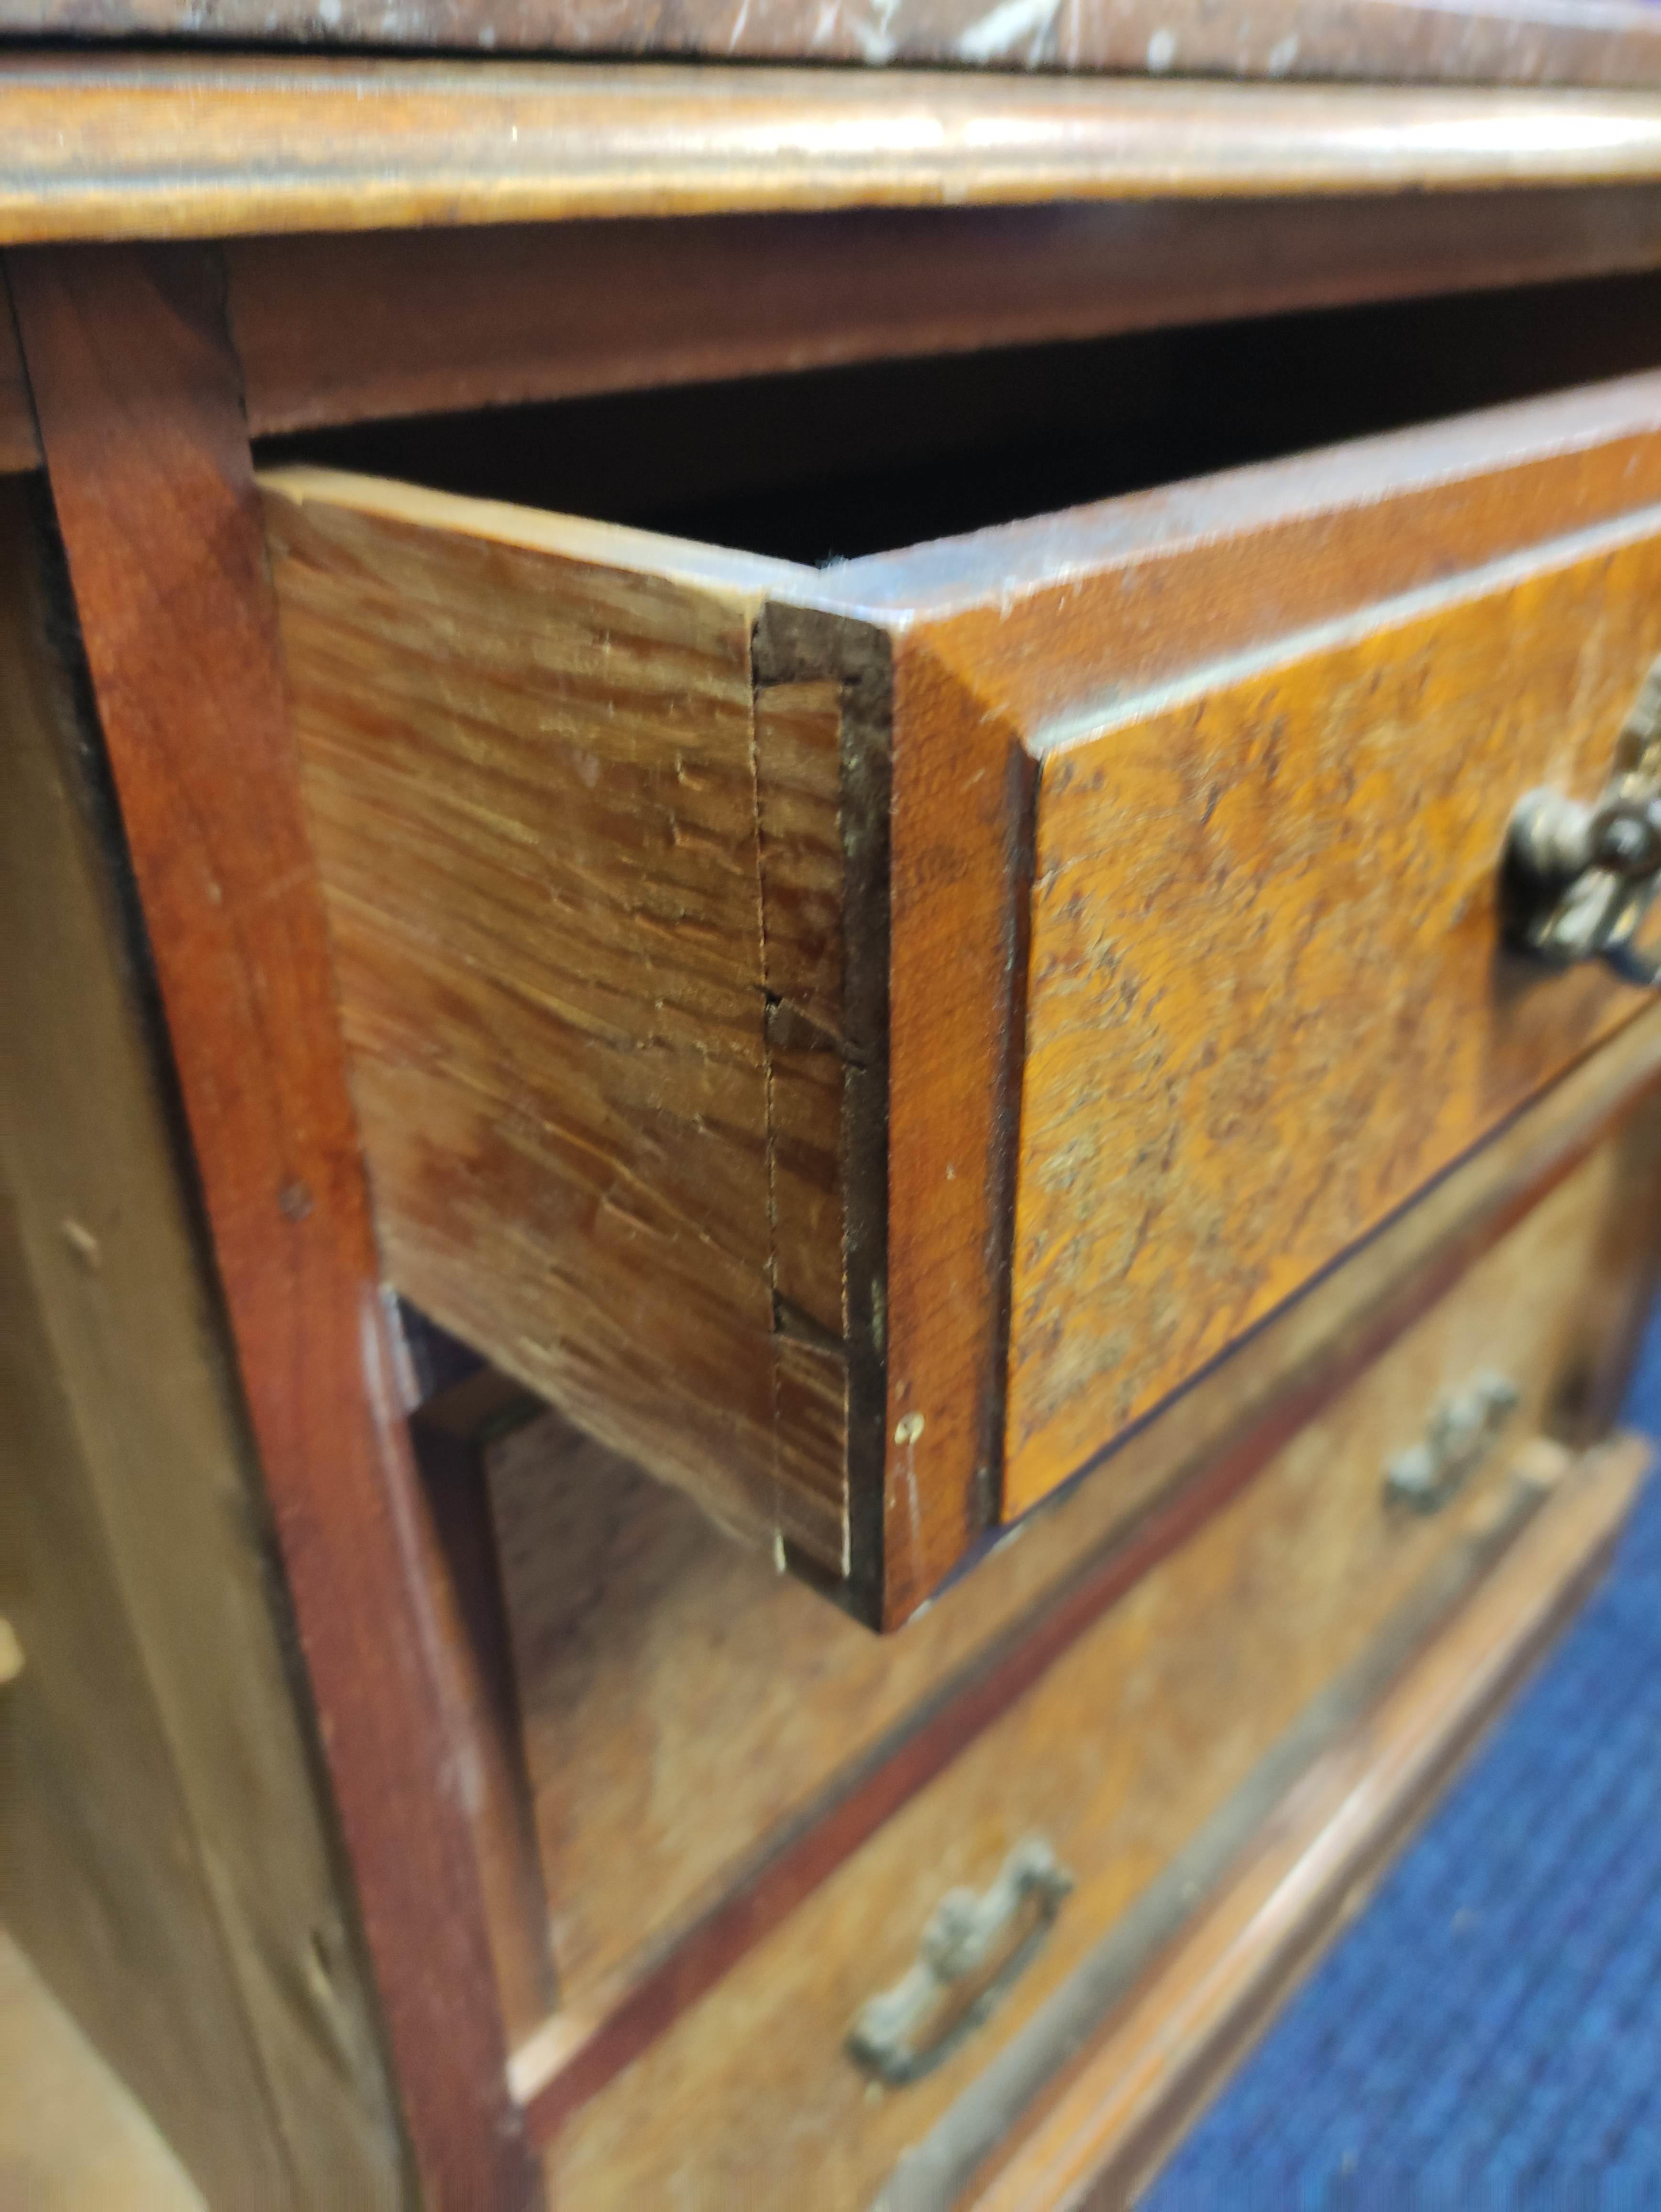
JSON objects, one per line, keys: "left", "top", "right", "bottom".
{"left": 262, "top": 474, "right": 823, "bottom": 1553}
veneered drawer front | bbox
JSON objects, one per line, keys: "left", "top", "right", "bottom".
{"left": 265, "top": 370, "right": 1661, "bottom": 1625}
{"left": 546, "top": 1125, "right": 1650, "bottom": 2212}
{"left": 1002, "top": 510, "right": 1661, "bottom": 1515}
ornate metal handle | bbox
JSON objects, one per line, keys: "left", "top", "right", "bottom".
{"left": 846, "top": 1837, "right": 1073, "bottom": 2087}
{"left": 1384, "top": 1371, "right": 1519, "bottom": 1514}
{"left": 1502, "top": 655, "right": 1661, "bottom": 984}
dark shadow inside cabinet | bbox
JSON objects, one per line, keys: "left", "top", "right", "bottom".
{"left": 264, "top": 266, "right": 1661, "bottom": 567}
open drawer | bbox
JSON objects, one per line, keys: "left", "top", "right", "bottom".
{"left": 264, "top": 363, "right": 1661, "bottom": 1626}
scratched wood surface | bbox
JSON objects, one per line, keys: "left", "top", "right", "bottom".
{"left": 262, "top": 470, "right": 789, "bottom": 1545}
{"left": 545, "top": 1128, "right": 1654, "bottom": 2207}
{"left": 832, "top": 369, "right": 1661, "bottom": 1586}
{"left": 846, "top": 370, "right": 1661, "bottom": 1599}
{"left": 6, "top": 0, "right": 1661, "bottom": 81}
{"left": 756, "top": 672, "right": 853, "bottom": 1559}
{"left": 11, "top": 64, "right": 1661, "bottom": 245}
{"left": 502, "top": 1023, "right": 1661, "bottom": 2134}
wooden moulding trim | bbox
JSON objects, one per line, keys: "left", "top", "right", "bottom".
{"left": 967, "top": 1430, "right": 1653, "bottom": 2212}
{"left": 12, "top": 63, "right": 1661, "bottom": 243}
{"left": 509, "top": 1041, "right": 1661, "bottom": 2144}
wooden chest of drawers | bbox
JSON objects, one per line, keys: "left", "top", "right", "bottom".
{"left": 8, "top": 46, "right": 1661, "bottom": 2212}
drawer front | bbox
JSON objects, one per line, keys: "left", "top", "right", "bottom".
{"left": 546, "top": 1126, "right": 1650, "bottom": 2210}
{"left": 863, "top": 375, "right": 1661, "bottom": 1607}
{"left": 1002, "top": 508, "right": 1661, "bottom": 1514}
{"left": 266, "top": 371, "right": 1661, "bottom": 1625}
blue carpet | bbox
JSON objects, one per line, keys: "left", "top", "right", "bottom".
{"left": 1143, "top": 1296, "right": 1661, "bottom": 2212}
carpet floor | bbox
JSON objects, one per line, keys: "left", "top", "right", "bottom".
{"left": 1143, "top": 1297, "right": 1661, "bottom": 2212}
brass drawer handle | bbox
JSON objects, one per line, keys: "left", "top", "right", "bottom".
{"left": 1384, "top": 1371, "right": 1519, "bottom": 1514}
{"left": 846, "top": 1838, "right": 1073, "bottom": 2088}
{"left": 1503, "top": 654, "right": 1661, "bottom": 983}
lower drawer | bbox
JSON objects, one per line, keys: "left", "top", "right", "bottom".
{"left": 545, "top": 1122, "right": 1656, "bottom": 2209}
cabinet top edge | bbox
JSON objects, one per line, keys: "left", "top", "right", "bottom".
{"left": 9, "top": 61, "right": 1661, "bottom": 243}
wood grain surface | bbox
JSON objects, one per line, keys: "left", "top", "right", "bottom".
{"left": 756, "top": 670, "right": 846, "bottom": 1358}
{"left": 0, "top": 470, "right": 404, "bottom": 2210}
{"left": 261, "top": 467, "right": 885, "bottom": 1580}
{"left": 969, "top": 1431, "right": 1652, "bottom": 2212}
{"left": 11, "top": 63, "right": 1661, "bottom": 243}
{"left": 505, "top": 1029, "right": 1661, "bottom": 2133}
{"left": 220, "top": 188, "right": 1661, "bottom": 450}
{"left": 7, "top": 0, "right": 1661, "bottom": 84}
{"left": 7, "top": 244, "right": 538, "bottom": 2211}
{"left": 1005, "top": 507, "right": 1661, "bottom": 1513}
{"left": 878, "top": 637, "right": 1034, "bottom": 1617}
{"left": 543, "top": 1136, "right": 1652, "bottom": 2204}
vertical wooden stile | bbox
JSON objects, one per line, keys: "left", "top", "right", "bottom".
{"left": 8, "top": 243, "right": 541, "bottom": 2212}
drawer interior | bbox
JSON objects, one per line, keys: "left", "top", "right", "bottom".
{"left": 264, "top": 266, "right": 1661, "bottom": 1627}
{"left": 265, "top": 268, "right": 1661, "bottom": 565}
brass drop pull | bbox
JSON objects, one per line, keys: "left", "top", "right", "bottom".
{"left": 846, "top": 1837, "right": 1073, "bottom": 2087}
{"left": 1502, "top": 656, "right": 1661, "bottom": 984}
{"left": 1384, "top": 1371, "right": 1519, "bottom": 1515}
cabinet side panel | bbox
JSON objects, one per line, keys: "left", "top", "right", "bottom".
{"left": 0, "top": 474, "right": 405, "bottom": 2210}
